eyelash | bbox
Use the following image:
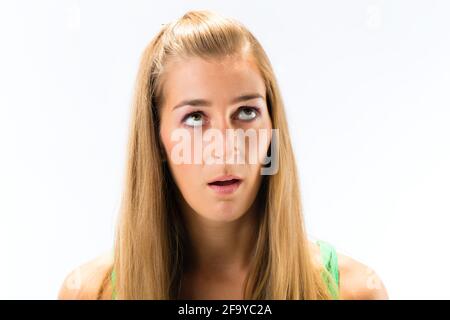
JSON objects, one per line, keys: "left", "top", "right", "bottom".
{"left": 181, "top": 106, "right": 261, "bottom": 127}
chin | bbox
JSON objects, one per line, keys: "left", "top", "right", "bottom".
{"left": 203, "top": 203, "right": 245, "bottom": 222}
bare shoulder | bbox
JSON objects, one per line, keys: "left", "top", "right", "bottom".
{"left": 337, "top": 251, "right": 389, "bottom": 299}
{"left": 309, "top": 240, "right": 389, "bottom": 300}
{"left": 57, "top": 249, "right": 114, "bottom": 300}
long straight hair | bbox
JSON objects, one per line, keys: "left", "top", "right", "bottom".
{"left": 102, "top": 10, "right": 339, "bottom": 300}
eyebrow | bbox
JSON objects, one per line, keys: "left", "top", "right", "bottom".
{"left": 172, "top": 93, "right": 265, "bottom": 111}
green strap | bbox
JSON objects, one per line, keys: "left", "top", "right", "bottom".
{"left": 316, "top": 240, "right": 340, "bottom": 299}
{"left": 111, "top": 268, "right": 117, "bottom": 300}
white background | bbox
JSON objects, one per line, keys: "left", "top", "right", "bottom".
{"left": 0, "top": 0, "right": 449, "bottom": 299}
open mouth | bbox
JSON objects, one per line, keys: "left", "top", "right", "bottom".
{"left": 208, "top": 179, "right": 241, "bottom": 186}
{"left": 207, "top": 178, "right": 242, "bottom": 194}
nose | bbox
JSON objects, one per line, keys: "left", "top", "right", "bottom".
{"left": 208, "top": 116, "right": 243, "bottom": 163}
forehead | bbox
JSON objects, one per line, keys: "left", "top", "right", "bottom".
{"left": 161, "top": 55, "right": 266, "bottom": 109}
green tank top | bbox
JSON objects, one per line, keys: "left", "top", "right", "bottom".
{"left": 110, "top": 239, "right": 339, "bottom": 300}
{"left": 316, "top": 239, "right": 340, "bottom": 299}
{"left": 111, "top": 268, "right": 117, "bottom": 300}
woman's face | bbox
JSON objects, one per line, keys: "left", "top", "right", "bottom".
{"left": 159, "top": 54, "right": 272, "bottom": 222}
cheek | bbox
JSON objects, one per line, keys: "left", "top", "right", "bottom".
{"left": 244, "top": 119, "right": 272, "bottom": 166}
{"left": 169, "top": 163, "right": 201, "bottom": 192}
{"left": 160, "top": 127, "right": 204, "bottom": 196}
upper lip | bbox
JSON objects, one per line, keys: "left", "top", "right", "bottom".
{"left": 208, "top": 174, "right": 243, "bottom": 184}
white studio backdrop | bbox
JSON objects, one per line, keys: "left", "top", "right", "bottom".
{"left": 0, "top": 0, "right": 449, "bottom": 299}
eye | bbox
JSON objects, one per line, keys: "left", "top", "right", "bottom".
{"left": 182, "top": 111, "right": 206, "bottom": 127}
{"left": 236, "top": 107, "right": 260, "bottom": 121}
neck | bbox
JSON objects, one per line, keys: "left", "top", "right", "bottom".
{"left": 179, "top": 199, "right": 260, "bottom": 277}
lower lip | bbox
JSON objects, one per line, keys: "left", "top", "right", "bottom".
{"left": 207, "top": 180, "right": 242, "bottom": 195}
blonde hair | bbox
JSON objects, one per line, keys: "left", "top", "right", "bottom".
{"left": 101, "top": 9, "right": 339, "bottom": 300}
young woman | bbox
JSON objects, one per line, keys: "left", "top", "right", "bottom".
{"left": 58, "top": 10, "right": 388, "bottom": 300}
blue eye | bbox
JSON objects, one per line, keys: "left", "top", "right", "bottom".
{"left": 182, "top": 107, "right": 260, "bottom": 128}
{"left": 236, "top": 107, "right": 260, "bottom": 121}
{"left": 183, "top": 111, "right": 205, "bottom": 127}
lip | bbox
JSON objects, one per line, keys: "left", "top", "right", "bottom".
{"left": 207, "top": 174, "right": 243, "bottom": 184}
{"left": 207, "top": 175, "right": 243, "bottom": 195}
